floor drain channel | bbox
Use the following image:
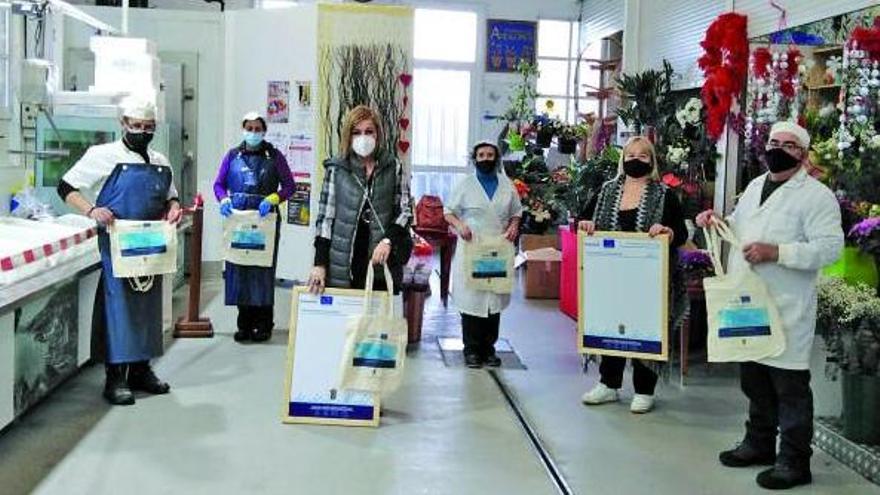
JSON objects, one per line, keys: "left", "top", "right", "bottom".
{"left": 487, "top": 369, "right": 573, "bottom": 495}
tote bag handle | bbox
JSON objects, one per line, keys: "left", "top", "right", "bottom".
{"left": 361, "top": 262, "right": 396, "bottom": 319}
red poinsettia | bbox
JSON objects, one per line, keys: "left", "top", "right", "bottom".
{"left": 698, "top": 12, "right": 749, "bottom": 141}
{"left": 851, "top": 23, "right": 880, "bottom": 61}
{"left": 662, "top": 172, "right": 683, "bottom": 189}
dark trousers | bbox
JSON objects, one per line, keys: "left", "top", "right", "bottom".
{"left": 599, "top": 357, "right": 658, "bottom": 395}
{"left": 740, "top": 362, "right": 813, "bottom": 469}
{"left": 461, "top": 312, "right": 500, "bottom": 358}
{"left": 237, "top": 305, "right": 274, "bottom": 333}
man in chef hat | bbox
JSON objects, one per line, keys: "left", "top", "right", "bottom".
{"left": 58, "top": 94, "right": 182, "bottom": 406}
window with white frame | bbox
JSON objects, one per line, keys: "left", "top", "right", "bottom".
{"left": 411, "top": 8, "right": 476, "bottom": 169}
{"left": 535, "top": 19, "right": 599, "bottom": 123}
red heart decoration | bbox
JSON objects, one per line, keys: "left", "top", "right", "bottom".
{"left": 398, "top": 140, "right": 411, "bottom": 154}
{"left": 399, "top": 74, "right": 413, "bottom": 87}
{"left": 398, "top": 117, "right": 410, "bottom": 130}
{"left": 403, "top": 96, "right": 409, "bottom": 107}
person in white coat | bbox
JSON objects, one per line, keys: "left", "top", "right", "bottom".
{"left": 444, "top": 141, "right": 522, "bottom": 368}
{"left": 696, "top": 121, "right": 843, "bottom": 490}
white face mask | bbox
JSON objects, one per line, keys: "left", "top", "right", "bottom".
{"left": 352, "top": 135, "right": 377, "bottom": 157}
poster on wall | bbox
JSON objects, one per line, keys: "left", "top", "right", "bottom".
{"left": 265, "top": 132, "right": 316, "bottom": 176}
{"left": 14, "top": 278, "right": 79, "bottom": 415}
{"left": 486, "top": 19, "right": 537, "bottom": 73}
{"left": 296, "top": 81, "right": 312, "bottom": 108}
{"left": 267, "top": 80, "right": 291, "bottom": 124}
{"left": 578, "top": 232, "right": 669, "bottom": 361}
{"left": 287, "top": 176, "right": 311, "bottom": 226}
{"left": 283, "top": 288, "right": 380, "bottom": 427}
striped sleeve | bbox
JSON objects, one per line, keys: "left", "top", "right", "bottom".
{"left": 393, "top": 161, "right": 413, "bottom": 229}
{"left": 314, "top": 165, "right": 336, "bottom": 240}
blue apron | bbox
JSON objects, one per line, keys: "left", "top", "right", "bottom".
{"left": 95, "top": 163, "right": 172, "bottom": 364}
{"left": 224, "top": 148, "right": 281, "bottom": 307}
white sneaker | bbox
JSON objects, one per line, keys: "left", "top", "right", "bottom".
{"left": 581, "top": 383, "right": 619, "bottom": 405}
{"left": 630, "top": 394, "right": 655, "bottom": 414}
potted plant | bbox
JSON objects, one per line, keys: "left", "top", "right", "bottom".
{"left": 562, "top": 145, "right": 620, "bottom": 227}
{"left": 616, "top": 60, "right": 676, "bottom": 136}
{"left": 850, "top": 215, "right": 880, "bottom": 296}
{"left": 817, "top": 276, "right": 880, "bottom": 444}
{"left": 557, "top": 123, "right": 579, "bottom": 154}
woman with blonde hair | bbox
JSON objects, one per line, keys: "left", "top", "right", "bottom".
{"left": 309, "top": 105, "right": 412, "bottom": 292}
{"left": 577, "top": 136, "right": 688, "bottom": 413}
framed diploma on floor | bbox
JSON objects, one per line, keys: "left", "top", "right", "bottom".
{"left": 283, "top": 287, "right": 380, "bottom": 427}
{"left": 577, "top": 231, "right": 669, "bottom": 361}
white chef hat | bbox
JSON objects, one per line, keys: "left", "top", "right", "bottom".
{"left": 120, "top": 95, "right": 157, "bottom": 121}
{"left": 241, "top": 111, "right": 267, "bottom": 129}
{"left": 770, "top": 121, "right": 810, "bottom": 149}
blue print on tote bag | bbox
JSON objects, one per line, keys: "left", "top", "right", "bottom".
{"left": 231, "top": 225, "right": 267, "bottom": 251}
{"left": 119, "top": 226, "right": 167, "bottom": 257}
{"left": 471, "top": 250, "right": 508, "bottom": 279}
{"left": 352, "top": 333, "right": 399, "bottom": 369}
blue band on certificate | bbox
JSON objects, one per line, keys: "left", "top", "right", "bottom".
{"left": 583, "top": 336, "right": 662, "bottom": 354}
{"left": 288, "top": 402, "right": 375, "bottom": 420}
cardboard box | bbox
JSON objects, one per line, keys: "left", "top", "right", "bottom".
{"left": 522, "top": 247, "right": 562, "bottom": 299}
{"left": 520, "top": 233, "right": 559, "bottom": 252}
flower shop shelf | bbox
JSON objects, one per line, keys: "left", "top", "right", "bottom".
{"left": 812, "top": 45, "right": 844, "bottom": 55}
{"left": 815, "top": 417, "right": 880, "bottom": 486}
{"left": 807, "top": 83, "right": 843, "bottom": 90}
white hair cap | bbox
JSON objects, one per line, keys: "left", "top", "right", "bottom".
{"left": 120, "top": 95, "right": 157, "bottom": 121}
{"left": 242, "top": 111, "right": 265, "bottom": 122}
{"left": 770, "top": 121, "right": 810, "bottom": 148}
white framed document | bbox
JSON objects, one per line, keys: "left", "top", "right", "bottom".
{"left": 577, "top": 231, "right": 669, "bottom": 361}
{"left": 283, "top": 287, "right": 380, "bottom": 427}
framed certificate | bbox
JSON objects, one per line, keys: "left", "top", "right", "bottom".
{"left": 283, "top": 287, "right": 380, "bottom": 427}
{"left": 577, "top": 231, "right": 669, "bottom": 361}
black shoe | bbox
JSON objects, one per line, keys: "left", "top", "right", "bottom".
{"left": 756, "top": 465, "right": 812, "bottom": 490}
{"left": 104, "top": 365, "right": 135, "bottom": 406}
{"left": 719, "top": 443, "right": 776, "bottom": 468}
{"left": 233, "top": 328, "right": 252, "bottom": 342}
{"left": 128, "top": 362, "right": 171, "bottom": 395}
{"left": 465, "top": 354, "right": 483, "bottom": 369}
{"left": 252, "top": 328, "right": 272, "bottom": 342}
{"left": 484, "top": 355, "right": 502, "bottom": 367}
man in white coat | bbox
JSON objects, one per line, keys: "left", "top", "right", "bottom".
{"left": 696, "top": 121, "right": 843, "bottom": 490}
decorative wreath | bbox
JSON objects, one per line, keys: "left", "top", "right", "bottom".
{"left": 698, "top": 12, "right": 749, "bottom": 141}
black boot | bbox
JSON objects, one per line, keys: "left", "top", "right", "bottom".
{"left": 756, "top": 464, "right": 812, "bottom": 490}
{"left": 128, "top": 361, "right": 171, "bottom": 395}
{"left": 233, "top": 327, "right": 253, "bottom": 342}
{"left": 104, "top": 364, "right": 135, "bottom": 406}
{"left": 464, "top": 353, "right": 483, "bottom": 369}
{"left": 719, "top": 443, "right": 776, "bottom": 468}
{"left": 252, "top": 307, "right": 273, "bottom": 342}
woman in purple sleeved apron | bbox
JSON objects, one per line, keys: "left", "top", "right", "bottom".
{"left": 214, "top": 112, "right": 296, "bottom": 342}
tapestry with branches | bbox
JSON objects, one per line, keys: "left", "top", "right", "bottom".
{"left": 316, "top": 4, "right": 414, "bottom": 174}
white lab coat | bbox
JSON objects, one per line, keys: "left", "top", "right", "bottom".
{"left": 63, "top": 140, "right": 178, "bottom": 203}
{"left": 445, "top": 173, "right": 523, "bottom": 317}
{"left": 727, "top": 168, "right": 843, "bottom": 370}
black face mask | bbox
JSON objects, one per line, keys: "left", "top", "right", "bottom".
{"left": 124, "top": 132, "right": 154, "bottom": 152}
{"left": 765, "top": 147, "right": 800, "bottom": 173}
{"left": 623, "top": 159, "right": 652, "bottom": 178}
{"left": 475, "top": 160, "right": 496, "bottom": 174}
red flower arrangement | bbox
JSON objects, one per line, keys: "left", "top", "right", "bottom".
{"left": 850, "top": 20, "right": 880, "bottom": 61}
{"left": 698, "top": 12, "right": 749, "bottom": 141}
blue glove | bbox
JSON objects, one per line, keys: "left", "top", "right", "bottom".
{"left": 220, "top": 198, "right": 233, "bottom": 218}
{"left": 258, "top": 198, "right": 272, "bottom": 217}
